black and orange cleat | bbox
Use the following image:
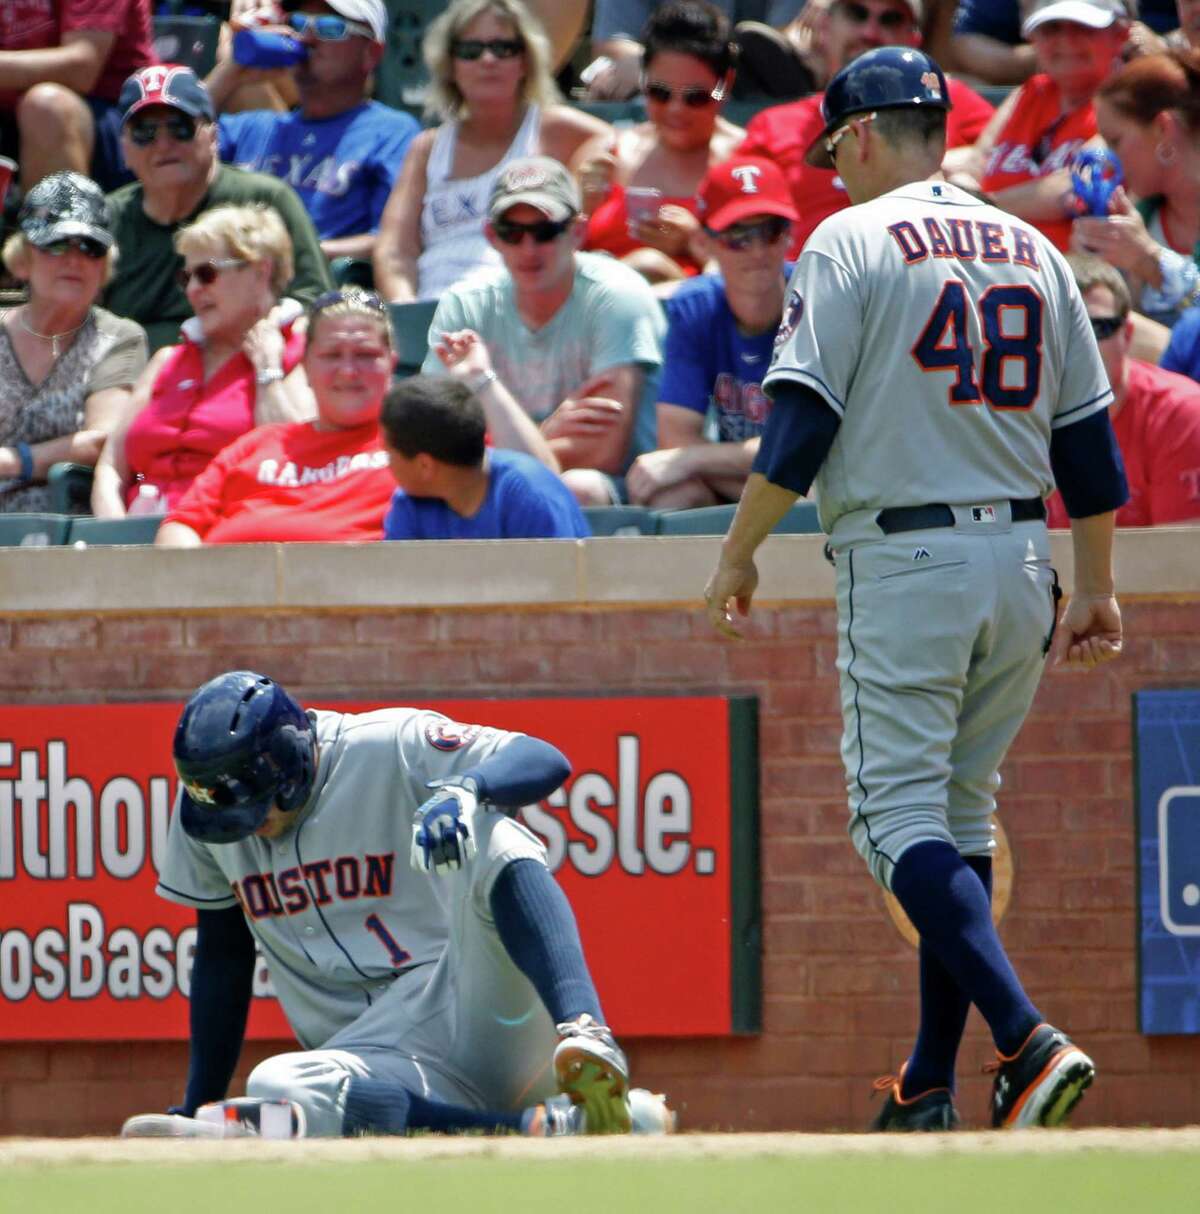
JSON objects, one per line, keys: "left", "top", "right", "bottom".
{"left": 986, "top": 1023, "right": 1095, "bottom": 1128}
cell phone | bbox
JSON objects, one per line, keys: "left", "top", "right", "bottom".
{"left": 625, "top": 187, "right": 662, "bottom": 230}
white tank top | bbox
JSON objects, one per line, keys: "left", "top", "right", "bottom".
{"left": 417, "top": 104, "right": 542, "bottom": 301}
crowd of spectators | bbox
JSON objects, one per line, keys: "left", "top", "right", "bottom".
{"left": 1, "top": 0, "right": 1199, "bottom": 537}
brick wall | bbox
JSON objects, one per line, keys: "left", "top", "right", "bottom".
{"left": 1, "top": 591, "right": 1197, "bottom": 1135}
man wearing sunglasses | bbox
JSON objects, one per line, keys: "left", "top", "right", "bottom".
{"left": 421, "top": 156, "right": 666, "bottom": 507}
{"left": 204, "top": 1, "right": 419, "bottom": 264}
{"left": 737, "top": 0, "right": 996, "bottom": 256}
{"left": 627, "top": 157, "right": 798, "bottom": 511}
{"left": 104, "top": 64, "right": 332, "bottom": 352}
{"left": 1044, "top": 254, "right": 1200, "bottom": 528}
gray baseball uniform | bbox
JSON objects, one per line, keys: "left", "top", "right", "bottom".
{"left": 764, "top": 180, "right": 1112, "bottom": 887}
{"left": 157, "top": 707, "right": 557, "bottom": 1135}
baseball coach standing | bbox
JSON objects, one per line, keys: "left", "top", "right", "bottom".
{"left": 705, "top": 48, "right": 1127, "bottom": 1132}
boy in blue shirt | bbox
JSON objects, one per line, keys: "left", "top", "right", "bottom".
{"left": 381, "top": 376, "right": 590, "bottom": 540}
{"left": 625, "top": 156, "right": 797, "bottom": 510}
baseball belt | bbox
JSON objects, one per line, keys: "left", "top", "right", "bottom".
{"left": 875, "top": 497, "right": 1046, "bottom": 535}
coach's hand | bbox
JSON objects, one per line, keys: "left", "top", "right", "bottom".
{"left": 705, "top": 557, "right": 758, "bottom": 640}
{"left": 1049, "top": 594, "right": 1123, "bottom": 670}
{"left": 410, "top": 778, "right": 480, "bottom": 875}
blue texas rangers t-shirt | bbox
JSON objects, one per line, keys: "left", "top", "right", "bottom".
{"left": 659, "top": 270, "right": 793, "bottom": 443}
{"left": 218, "top": 102, "right": 420, "bottom": 239}
{"left": 1161, "top": 306, "right": 1200, "bottom": 384}
{"left": 383, "top": 449, "right": 591, "bottom": 540}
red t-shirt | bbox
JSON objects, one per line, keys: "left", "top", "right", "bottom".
{"left": 583, "top": 183, "right": 704, "bottom": 275}
{"left": 124, "top": 321, "right": 306, "bottom": 511}
{"left": 738, "top": 77, "right": 995, "bottom": 257}
{"left": 0, "top": 0, "right": 155, "bottom": 108}
{"left": 979, "top": 74, "right": 1096, "bottom": 253}
{"left": 165, "top": 420, "right": 396, "bottom": 544}
{"left": 1047, "top": 359, "right": 1200, "bottom": 528}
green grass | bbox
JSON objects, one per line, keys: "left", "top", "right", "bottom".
{"left": 4, "top": 1153, "right": 1200, "bottom": 1214}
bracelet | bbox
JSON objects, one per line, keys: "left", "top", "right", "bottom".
{"left": 468, "top": 369, "right": 497, "bottom": 394}
{"left": 255, "top": 367, "right": 285, "bottom": 386}
{"left": 14, "top": 441, "right": 33, "bottom": 485}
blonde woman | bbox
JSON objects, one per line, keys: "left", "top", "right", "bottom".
{"left": 373, "top": 0, "right": 612, "bottom": 302}
{"left": 0, "top": 172, "right": 147, "bottom": 513}
{"left": 93, "top": 202, "right": 314, "bottom": 518}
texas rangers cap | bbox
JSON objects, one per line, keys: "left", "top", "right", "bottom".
{"left": 698, "top": 157, "right": 799, "bottom": 232}
{"left": 282, "top": 0, "right": 388, "bottom": 41}
{"left": 118, "top": 64, "right": 216, "bottom": 125}
{"left": 1022, "top": 0, "right": 1130, "bottom": 37}
{"left": 488, "top": 156, "right": 582, "bottom": 222}
{"left": 19, "top": 171, "right": 114, "bottom": 250}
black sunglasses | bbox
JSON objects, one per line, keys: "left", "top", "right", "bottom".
{"left": 127, "top": 113, "right": 199, "bottom": 147}
{"left": 176, "top": 258, "right": 247, "bottom": 288}
{"left": 452, "top": 38, "right": 524, "bottom": 60}
{"left": 42, "top": 235, "right": 108, "bottom": 260}
{"left": 1089, "top": 314, "right": 1125, "bottom": 341}
{"left": 709, "top": 215, "right": 791, "bottom": 251}
{"left": 643, "top": 79, "right": 725, "bottom": 107}
{"left": 491, "top": 217, "right": 572, "bottom": 245}
{"left": 836, "top": 1, "right": 914, "bottom": 28}
{"left": 309, "top": 287, "right": 387, "bottom": 315}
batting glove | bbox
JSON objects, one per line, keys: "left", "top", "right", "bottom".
{"left": 410, "top": 777, "right": 480, "bottom": 875}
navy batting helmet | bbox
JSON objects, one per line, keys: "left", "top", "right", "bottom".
{"left": 805, "top": 46, "right": 951, "bottom": 170}
{"left": 174, "top": 671, "right": 316, "bottom": 844}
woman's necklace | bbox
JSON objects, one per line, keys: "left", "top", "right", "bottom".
{"left": 18, "top": 306, "right": 86, "bottom": 359}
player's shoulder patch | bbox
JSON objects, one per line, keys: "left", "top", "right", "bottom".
{"left": 774, "top": 289, "right": 805, "bottom": 347}
{"left": 424, "top": 717, "right": 483, "bottom": 751}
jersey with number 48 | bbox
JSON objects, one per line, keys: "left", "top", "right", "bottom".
{"left": 764, "top": 180, "right": 1112, "bottom": 530}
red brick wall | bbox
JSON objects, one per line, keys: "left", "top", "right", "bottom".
{"left": 1, "top": 598, "right": 1197, "bottom": 1135}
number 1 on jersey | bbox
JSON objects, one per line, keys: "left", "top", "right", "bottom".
{"left": 365, "top": 913, "right": 411, "bottom": 967}
{"left": 913, "top": 280, "right": 1042, "bottom": 411}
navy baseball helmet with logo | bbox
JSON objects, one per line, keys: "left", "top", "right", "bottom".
{"left": 174, "top": 671, "right": 316, "bottom": 844}
{"left": 805, "top": 46, "right": 951, "bottom": 170}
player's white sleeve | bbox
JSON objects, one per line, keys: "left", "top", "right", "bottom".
{"left": 155, "top": 791, "right": 240, "bottom": 910}
{"left": 395, "top": 711, "right": 520, "bottom": 801}
{"left": 762, "top": 249, "right": 864, "bottom": 418}
{"left": 1051, "top": 272, "right": 1114, "bottom": 429}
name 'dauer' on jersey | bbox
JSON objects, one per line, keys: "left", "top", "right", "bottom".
{"left": 885, "top": 217, "right": 1043, "bottom": 270}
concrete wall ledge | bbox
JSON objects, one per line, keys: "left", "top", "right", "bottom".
{"left": 1, "top": 527, "right": 1197, "bottom": 615}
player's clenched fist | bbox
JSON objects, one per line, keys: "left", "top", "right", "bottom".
{"left": 410, "top": 778, "right": 480, "bottom": 875}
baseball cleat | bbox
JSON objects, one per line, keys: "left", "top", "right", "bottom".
{"left": 869, "top": 1072, "right": 961, "bottom": 1132}
{"left": 120, "top": 1113, "right": 223, "bottom": 1139}
{"left": 987, "top": 1023, "right": 1095, "bottom": 1128}
{"left": 552, "top": 1014, "right": 631, "bottom": 1134}
{"left": 523, "top": 1088, "right": 675, "bottom": 1136}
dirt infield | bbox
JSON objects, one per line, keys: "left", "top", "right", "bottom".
{"left": 3, "top": 1126, "right": 1200, "bottom": 1166}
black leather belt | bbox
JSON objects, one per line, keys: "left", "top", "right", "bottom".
{"left": 876, "top": 497, "right": 1045, "bottom": 535}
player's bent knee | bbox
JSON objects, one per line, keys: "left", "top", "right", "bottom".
{"left": 849, "top": 806, "right": 956, "bottom": 890}
{"left": 246, "top": 1052, "right": 308, "bottom": 1103}
{"left": 247, "top": 1052, "right": 350, "bottom": 1138}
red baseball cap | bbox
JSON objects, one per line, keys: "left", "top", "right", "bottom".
{"left": 697, "top": 157, "right": 799, "bottom": 232}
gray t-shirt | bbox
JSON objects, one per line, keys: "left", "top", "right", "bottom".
{"left": 422, "top": 251, "right": 666, "bottom": 468}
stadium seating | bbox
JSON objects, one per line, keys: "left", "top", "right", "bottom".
{"left": 66, "top": 516, "right": 163, "bottom": 546}
{"left": 152, "top": 12, "right": 221, "bottom": 77}
{"left": 581, "top": 505, "right": 657, "bottom": 536}
{"left": 389, "top": 299, "right": 438, "bottom": 377}
{"left": 376, "top": 0, "right": 445, "bottom": 116}
{"left": 0, "top": 514, "right": 71, "bottom": 547}
{"left": 47, "top": 462, "right": 95, "bottom": 515}
{"left": 655, "top": 501, "right": 820, "bottom": 536}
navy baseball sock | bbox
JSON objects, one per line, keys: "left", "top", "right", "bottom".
{"left": 490, "top": 858, "right": 604, "bottom": 1025}
{"left": 900, "top": 855, "right": 992, "bottom": 1099}
{"left": 342, "top": 1078, "right": 523, "bottom": 1136}
{"left": 890, "top": 841, "right": 1041, "bottom": 1059}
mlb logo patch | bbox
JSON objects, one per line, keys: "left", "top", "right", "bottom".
{"left": 970, "top": 506, "right": 997, "bottom": 523}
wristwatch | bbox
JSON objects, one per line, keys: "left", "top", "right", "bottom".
{"left": 256, "top": 367, "right": 285, "bottom": 386}
{"left": 468, "top": 368, "right": 497, "bottom": 394}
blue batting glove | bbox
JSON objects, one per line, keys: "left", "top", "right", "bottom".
{"left": 410, "top": 777, "right": 480, "bottom": 875}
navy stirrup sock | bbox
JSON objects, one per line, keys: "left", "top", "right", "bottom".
{"left": 901, "top": 855, "right": 992, "bottom": 1098}
{"left": 489, "top": 858, "right": 603, "bottom": 1025}
{"left": 891, "top": 841, "right": 1041, "bottom": 1062}
{"left": 342, "top": 1078, "right": 523, "bottom": 1136}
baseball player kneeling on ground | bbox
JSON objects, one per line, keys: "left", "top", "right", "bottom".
{"left": 705, "top": 48, "right": 1127, "bottom": 1132}
{"left": 122, "top": 670, "right": 673, "bottom": 1139}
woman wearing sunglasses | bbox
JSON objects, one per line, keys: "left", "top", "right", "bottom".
{"left": 373, "top": 0, "right": 611, "bottom": 303}
{"left": 0, "top": 172, "right": 147, "bottom": 514}
{"left": 154, "top": 288, "right": 398, "bottom": 546}
{"left": 92, "top": 203, "right": 313, "bottom": 519}
{"left": 576, "top": 0, "right": 745, "bottom": 284}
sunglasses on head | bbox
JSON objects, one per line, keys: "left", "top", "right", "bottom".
{"left": 452, "top": 38, "right": 524, "bottom": 60}
{"left": 40, "top": 235, "right": 108, "bottom": 260}
{"left": 310, "top": 287, "right": 388, "bottom": 315}
{"left": 709, "top": 215, "right": 792, "bottom": 251}
{"left": 176, "top": 258, "right": 247, "bottom": 289}
{"left": 836, "top": 1, "right": 914, "bottom": 28}
{"left": 1089, "top": 314, "right": 1125, "bottom": 341}
{"left": 492, "top": 216, "right": 572, "bottom": 245}
{"left": 643, "top": 79, "right": 725, "bottom": 107}
{"left": 287, "top": 12, "right": 375, "bottom": 40}
{"left": 127, "top": 113, "right": 198, "bottom": 147}
{"left": 825, "top": 109, "right": 878, "bottom": 158}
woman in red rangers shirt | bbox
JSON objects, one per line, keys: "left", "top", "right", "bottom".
{"left": 965, "top": 0, "right": 1131, "bottom": 251}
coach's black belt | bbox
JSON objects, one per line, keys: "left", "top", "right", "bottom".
{"left": 875, "top": 497, "right": 1046, "bottom": 535}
